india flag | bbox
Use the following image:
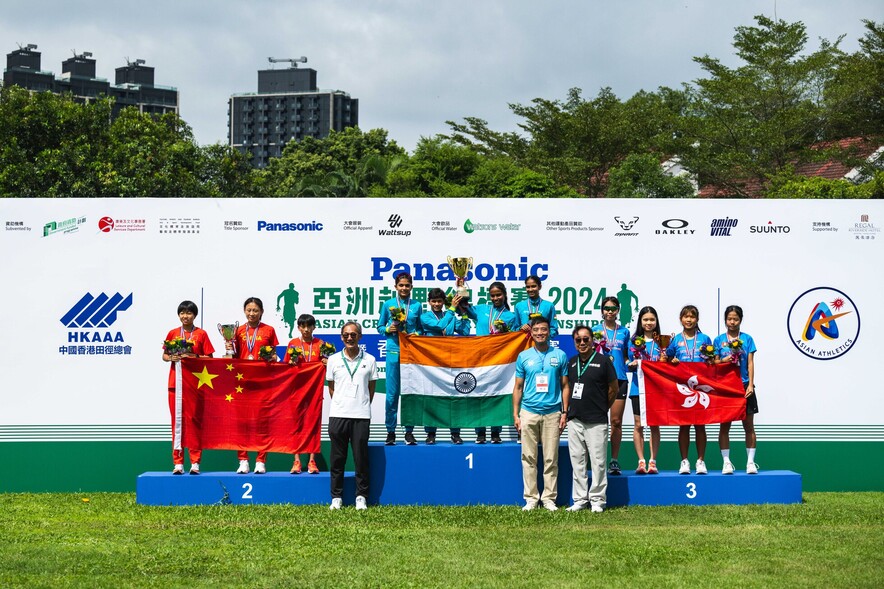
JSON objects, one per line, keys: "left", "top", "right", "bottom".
{"left": 399, "top": 332, "right": 532, "bottom": 428}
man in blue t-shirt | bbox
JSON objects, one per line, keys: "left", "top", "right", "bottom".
{"left": 513, "top": 316, "right": 570, "bottom": 511}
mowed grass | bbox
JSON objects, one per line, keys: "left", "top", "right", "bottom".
{"left": 1, "top": 493, "right": 882, "bottom": 589}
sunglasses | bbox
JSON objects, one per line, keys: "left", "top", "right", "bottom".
{"left": 603, "top": 306, "right": 619, "bottom": 312}
{"left": 574, "top": 337, "right": 592, "bottom": 343}
{"left": 341, "top": 333, "right": 359, "bottom": 339}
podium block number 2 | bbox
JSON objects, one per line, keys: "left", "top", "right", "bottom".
{"left": 242, "top": 483, "right": 253, "bottom": 499}
{"left": 685, "top": 482, "right": 697, "bottom": 499}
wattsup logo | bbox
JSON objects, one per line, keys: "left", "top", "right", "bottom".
{"left": 787, "top": 287, "right": 860, "bottom": 360}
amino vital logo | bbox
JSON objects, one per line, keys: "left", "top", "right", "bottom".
{"left": 61, "top": 292, "right": 133, "bottom": 328}
{"left": 787, "top": 287, "right": 860, "bottom": 360}
{"left": 710, "top": 217, "right": 738, "bottom": 236}
{"left": 257, "top": 220, "right": 323, "bottom": 232}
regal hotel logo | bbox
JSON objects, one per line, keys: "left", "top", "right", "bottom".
{"left": 710, "top": 217, "right": 738, "bottom": 236}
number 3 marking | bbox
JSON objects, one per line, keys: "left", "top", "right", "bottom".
{"left": 242, "top": 482, "right": 253, "bottom": 499}
{"left": 685, "top": 482, "right": 697, "bottom": 499}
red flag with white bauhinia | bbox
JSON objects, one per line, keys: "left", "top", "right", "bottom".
{"left": 178, "top": 358, "right": 324, "bottom": 454}
{"left": 638, "top": 361, "right": 746, "bottom": 426}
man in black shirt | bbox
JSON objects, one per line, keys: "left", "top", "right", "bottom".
{"left": 566, "top": 325, "right": 619, "bottom": 512}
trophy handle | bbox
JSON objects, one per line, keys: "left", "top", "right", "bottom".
{"left": 466, "top": 257, "right": 474, "bottom": 272}
{"left": 446, "top": 256, "right": 454, "bottom": 267}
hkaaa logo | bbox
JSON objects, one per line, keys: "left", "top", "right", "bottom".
{"left": 787, "top": 287, "right": 860, "bottom": 360}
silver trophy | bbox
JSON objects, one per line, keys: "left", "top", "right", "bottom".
{"left": 217, "top": 322, "right": 239, "bottom": 358}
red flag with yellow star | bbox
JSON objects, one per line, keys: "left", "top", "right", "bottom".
{"left": 179, "top": 358, "right": 324, "bottom": 454}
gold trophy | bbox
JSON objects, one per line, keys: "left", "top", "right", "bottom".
{"left": 446, "top": 256, "right": 474, "bottom": 300}
{"left": 218, "top": 322, "right": 239, "bottom": 358}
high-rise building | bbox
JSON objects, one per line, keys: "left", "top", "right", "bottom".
{"left": 3, "top": 45, "right": 178, "bottom": 118}
{"left": 228, "top": 58, "right": 359, "bottom": 168}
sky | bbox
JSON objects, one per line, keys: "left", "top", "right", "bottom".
{"left": 2, "top": 1, "right": 879, "bottom": 151}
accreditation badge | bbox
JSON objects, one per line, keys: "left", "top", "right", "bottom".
{"left": 536, "top": 374, "right": 549, "bottom": 393}
{"left": 572, "top": 382, "right": 584, "bottom": 399}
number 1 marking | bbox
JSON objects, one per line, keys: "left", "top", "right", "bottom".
{"left": 685, "top": 482, "right": 697, "bottom": 499}
{"left": 242, "top": 482, "right": 253, "bottom": 499}
{"left": 465, "top": 453, "right": 473, "bottom": 469}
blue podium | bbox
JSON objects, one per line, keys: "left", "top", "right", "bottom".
{"left": 136, "top": 443, "right": 802, "bottom": 506}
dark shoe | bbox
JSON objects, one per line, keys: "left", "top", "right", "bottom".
{"left": 608, "top": 459, "right": 622, "bottom": 475}
{"left": 426, "top": 433, "right": 436, "bottom": 445}
{"left": 404, "top": 432, "right": 417, "bottom": 445}
{"left": 491, "top": 433, "right": 503, "bottom": 444}
{"left": 385, "top": 432, "right": 396, "bottom": 446}
{"left": 451, "top": 433, "right": 463, "bottom": 445}
{"left": 475, "top": 433, "right": 486, "bottom": 444}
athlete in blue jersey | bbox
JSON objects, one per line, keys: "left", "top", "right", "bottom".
{"left": 378, "top": 272, "right": 424, "bottom": 446}
{"left": 665, "top": 305, "right": 714, "bottom": 475}
{"left": 420, "top": 288, "right": 468, "bottom": 444}
{"left": 592, "top": 296, "right": 630, "bottom": 475}
{"left": 714, "top": 305, "right": 759, "bottom": 474}
{"left": 625, "top": 306, "right": 665, "bottom": 475}
{"left": 515, "top": 275, "right": 558, "bottom": 338}
{"left": 470, "top": 281, "right": 519, "bottom": 443}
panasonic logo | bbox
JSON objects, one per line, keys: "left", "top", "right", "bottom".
{"left": 257, "top": 221, "right": 324, "bottom": 232}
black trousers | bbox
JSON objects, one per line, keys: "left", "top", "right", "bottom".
{"left": 328, "top": 417, "right": 370, "bottom": 499}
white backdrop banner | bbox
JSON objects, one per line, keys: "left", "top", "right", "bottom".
{"left": 1, "top": 198, "right": 881, "bottom": 436}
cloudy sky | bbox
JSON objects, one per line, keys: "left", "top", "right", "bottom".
{"left": 2, "top": 1, "right": 878, "bottom": 151}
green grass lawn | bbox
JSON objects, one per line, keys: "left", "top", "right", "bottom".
{"left": 1, "top": 493, "right": 882, "bottom": 588}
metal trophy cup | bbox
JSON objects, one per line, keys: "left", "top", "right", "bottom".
{"left": 446, "top": 256, "right": 474, "bottom": 300}
{"left": 218, "top": 322, "right": 239, "bottom": 358}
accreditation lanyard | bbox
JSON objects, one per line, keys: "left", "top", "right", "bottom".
{"left": 576, "top": 351, "right": 598, "bottom": 379}
{"left": 245, "top": 325, "right": 259, "bottom": 356}
{"left": 342, "top": 352, "right": 363, "bottom": 381}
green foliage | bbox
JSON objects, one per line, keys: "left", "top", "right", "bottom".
{"left": 824, "top": 20, "right": 884, "bottom": 139}
{"left": 607, "top": 153, "right": 696, "bottom": 198}
{"left": 0, "top": 85, "right": 259, "bottom": 197}
{"left": 0, "top": 492, "right": 881, "bottom": 588}
{"left": 765, "top": 169, "right": 883, "bottom": 198}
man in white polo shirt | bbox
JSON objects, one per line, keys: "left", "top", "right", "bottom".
{"left": 326, "top": 321, "right": 377, "bottom": 510}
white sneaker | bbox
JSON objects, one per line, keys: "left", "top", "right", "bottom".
{"left": 236, "top": 460, "right": 250, "bottom": 474}
{"left": 172, "top": 464, "right": 184, "bottom": 475}
{"left": 566, "top": 502, "right": 587, "bottom": 512}
{"left": 542, "top": 501, "right": 558, "bottom": 512}
{"left": 189, "top": 463, "right": 200, "bottom": 475}
{"left": 355, "top": 496, "right": 367, "bottom": 510}
{"left": 679, "top": 459, "right": 691, "bottom": 474}
{"left": 746, "top": 462, "right": 759, "bottom": 474}
{"left": 696, "top": 459, "right": 707, "bottom": 475}
{"left": 330, "top": 497, "right": 342, "bottom": 510}
{"left": 590, "top": 503, "right": 604, "bottom": 513}
{"left": 521, "top": 501, "right": 537, "bottom": 511}
{"left": 254, "top": 461, "right": 266, "bottom": 474}
{"left": 721, "top": 458, "right": 735, "bottom": 475}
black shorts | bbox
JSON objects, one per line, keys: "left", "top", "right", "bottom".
{"left": 630, "top": 395, "right": 640, "bottom": 415}
{"left": 616, "top": 379, "right": 628, "bottom": 400}
{"left": 745, "top": 384, "right": 759, "bottom": 415}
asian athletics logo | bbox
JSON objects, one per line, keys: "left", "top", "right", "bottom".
{"left": 787, "top": 287, "right": 860, "bottom": 360}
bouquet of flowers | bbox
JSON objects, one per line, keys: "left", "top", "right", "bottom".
{"left": 726, "top": 338, "right": 743, "bottom": 364}
{"left": 389, "top": 307, "right": 406, "bottom": 324}
{"left": 699, "top": 343, "right": 716, "bottom": 363}
{"left": 492, "top": 319, "right": 509, "bottom": 334}
{"left": 630, "top": 335, "right": 647, "bottom": 359}
{"left": 287, "top": 346, "right": 304, "bottom": 365}
{"left": 163, "top": 337, "right": 194, "bottom": 357}
{"left": 592, "top": 331, "right": 608, "bottom": 354}
{"left": 320, "top": 342, "right": 336, "bottom": 358}
{"left": 258, "top": 345, "right": 276, "bottom": 362}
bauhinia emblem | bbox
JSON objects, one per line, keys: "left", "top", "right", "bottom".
{"left": 677, "top": 375, "right": 714, "bottom": 409}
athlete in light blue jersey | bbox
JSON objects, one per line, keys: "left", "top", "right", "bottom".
{"left": 625, "top": 306, "right": 665, "bottom": 475}
{"left": 592, "top": 296, "right": 630, "bottom": 475}
{"left": 514, "top": 275, "right": 558, "bottom": 338}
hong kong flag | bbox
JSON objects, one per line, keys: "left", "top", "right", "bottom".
{"left": 638, "top": 361, "right": 746, "bottom": 426}
{"left": 177, "top": 358, "right": 325, "bottom": 454}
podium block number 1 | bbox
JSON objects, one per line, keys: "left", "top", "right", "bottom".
{"left": 465, "top": 453, "right": 474, "bottom": 470}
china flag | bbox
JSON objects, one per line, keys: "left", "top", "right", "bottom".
{"left": 638, "top": 361, "right": 746, "bottom": 426}
{"left": 179, "top": 358, "right": 325, "bottom": 454}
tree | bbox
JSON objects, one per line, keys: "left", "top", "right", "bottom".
{"left": 678, "top": 15, "right": 844, "bottom": 196}
{"left": 606, "top": 153, "right": 696, "bottom": 198}
{"left": 824, "top": 20, "right": 884, "bottom": 140}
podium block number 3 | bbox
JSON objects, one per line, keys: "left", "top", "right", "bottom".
{"left": 685, "top": 482, "right": 697, "bottom": 499}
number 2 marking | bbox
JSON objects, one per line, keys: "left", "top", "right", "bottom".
{"left": 242, "top": 483, "right": 253, "bottom": 499}
{"left": 465, "top": 453, "right": 473, "bottom": 469}
{"left": 685, "top": 482, "right": 697, "bottom": 499}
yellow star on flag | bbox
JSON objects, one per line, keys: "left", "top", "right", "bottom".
{"left": 226, "top": 364, "right": 234, "bottom": 371}
{"left": 193, "top": 366, "right": 220, "bottom": 390}
{"left": 235, "top": 386, "right": 244, "bottom": 394}
{"left": 225, "top": 394, "right": 234, "bottom": 402}
{"left": 236, "top": 373, "right": 244, "bottom": 381}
